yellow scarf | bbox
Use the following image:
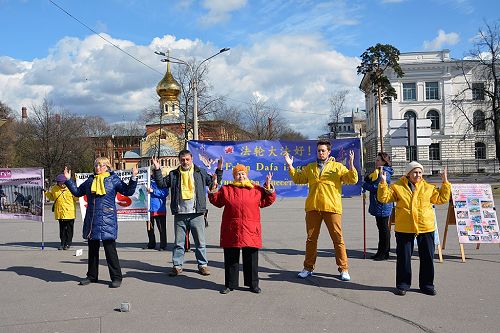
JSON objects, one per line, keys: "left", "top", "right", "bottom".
{"left": 180, "top": 166, "right": 194, "bottom": 200}
{"left": 369, "top": 169, "right": 380, "bottom": 181}
{"left": 91, "top": 172, "right": 110, "bottom": 195}
{"left": 232, "top": 180, "right": 254, "bottom": 188}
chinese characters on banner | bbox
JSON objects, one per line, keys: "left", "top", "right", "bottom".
{"left": 188, "top": 139, "right": 362, "bottom": 197}
{"left": 0, "top": 168, "right": 44, "bottom": 222}
{"left": 451, "top": 184, "right": 500, "bottom": 243}
{"left": 75, "top": 167, "right": 150, "bottom": 222}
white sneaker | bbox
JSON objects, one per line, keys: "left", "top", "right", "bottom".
{"left": 297, "top": 269, "right": 313, "bottom": 278}
{"left": 340, "top": 271, "right": 351, "bottom": 281}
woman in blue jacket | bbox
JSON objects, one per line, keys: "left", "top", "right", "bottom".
{"left": 362, "top": 152, "right": 394, "bottom": 261}
{"left": 144, "top": 176, "right": 169, "bottom": 250}
{"left": 64, "top": 157, "right": 137, "bottom": 288}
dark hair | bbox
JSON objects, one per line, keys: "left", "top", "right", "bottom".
{"left": 377, "top": 152, "right": 391, "bottom": 166}
{"left": 316, "top": 140, "right": 331, "bottom": 151}
{"left": 178, "top": 149, "right": 192, "bottom": 159}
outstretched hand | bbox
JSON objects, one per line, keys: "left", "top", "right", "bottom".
{"left": 264, "top": 172, "right": 273, "bottom": 188}
{"left": 348, "top": 150, "right": 355, "bottom": 169}
{"left": 132, "top": 165, "right": 138, "bottom": 177}
{"left": 151, "top": 156, "right": 160, "bottom": 170}
{"left": 64, "top": 166, "right": 71, "bottom": 180}
{"left": 380, "top": 170, "right": 387, "bottom": 183}
{"left": 284, "top": 152, "right": 294, "bottom": 167}
{"left": 440, "top": 166, "right": 448, "bottom": 183}
{"left": 217, "top": 156, "right": 223, "bottom": 170}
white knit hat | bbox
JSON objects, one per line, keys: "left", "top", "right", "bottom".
{"left": 405, "top": 161, "right": 424, "bottom": 175}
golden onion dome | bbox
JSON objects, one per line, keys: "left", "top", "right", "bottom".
{"left": 156, "top": 62, "right": 181, "bottom": 100}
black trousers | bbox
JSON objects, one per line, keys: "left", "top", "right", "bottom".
{"left": 58, "top": 219, "right": 74, "bottom": 247}
{"left": 87, "top": 239, "right": 122, "bottom": 282}
{"left": 147, "top": 215, "right": 167, "bottom": 249}
{"left": 223, "top": 247, "right": 259, "bottom": 289}
{"left": 395, "top": 231, "right": 435, "bottom": 291}
{"left": 375, "top": 216, "right": 390, "bottom": 257}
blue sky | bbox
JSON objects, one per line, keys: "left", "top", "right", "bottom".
{"left": 1, "top": 0, "right": 499, "bottom": 138}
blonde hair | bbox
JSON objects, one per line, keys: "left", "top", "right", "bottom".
{"left": 94, "top": 157, "right": 112, "bottom": 170}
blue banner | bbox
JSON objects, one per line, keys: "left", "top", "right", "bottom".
{"left": 188, "top": 139, "right": 362, "bottom": 197}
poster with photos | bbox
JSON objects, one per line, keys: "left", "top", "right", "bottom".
{"left": 451, "top": 184, "right": 500, "bottom": 244}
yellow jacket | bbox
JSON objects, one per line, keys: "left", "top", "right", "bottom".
{"left": 46, "top": 185, "right": 77, "bottom": 220}
{"left": 377, "top": 177, "right": 451, "bottom": 234}
{"left": 289, "top": 160, "right": 358, "bottom": 214}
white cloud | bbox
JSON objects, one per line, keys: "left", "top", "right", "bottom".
{"left": 0, "top": 32, "right": 363, "bottom": 139}
{"left": 423, "top": 29, "right": 460, "bottom": 50}
{"left": 200, "top": 0, "right": 247, "bottom": 25}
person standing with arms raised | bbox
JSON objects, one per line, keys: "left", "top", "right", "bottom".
{"left": 284, "top": 140, "right": 358, "bottom": 281}
{"left": 64, "top": 157, "right": 138, "bottom": 288}
{"left": 152, "top": 150, "right": 222, "bottom": 277}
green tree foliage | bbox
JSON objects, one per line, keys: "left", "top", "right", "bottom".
{"left": 357, "top": 43, "right": 404, "bottom": 103}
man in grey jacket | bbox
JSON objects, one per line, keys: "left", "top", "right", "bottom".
{"left": 152, "top": 150, "right": 222, "bottom": 277}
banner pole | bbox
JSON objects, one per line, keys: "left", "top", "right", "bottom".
{"left": 41, "top": 168, "right": 45, "bottom": 250}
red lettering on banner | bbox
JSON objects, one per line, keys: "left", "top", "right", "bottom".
{"left": 0, "top": 170, "right": 12, "bottom": 178}
{"left": 116, "top": 193, "right": 132, "bottom": 207}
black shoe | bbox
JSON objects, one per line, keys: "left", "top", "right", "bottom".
{"left": 370, "top": 253, "right": 380, "bottom": 259}
{"left": 395, "top": 288, "right": 407, "bottom": 296}
{"left": 58, "top": 246, "right": 64, "bottom": 250}
{"left": 158, "top": 247, "right": 166, "bottom": 251}
{"left": 110, "top": 280, "right": 122, "bottom": 288}
{"left": 219, "top": 287, "right": 233, "bottom": 294}
{"left": 373, "top": 256, "right": 388, "bottom": 261}
{"left": 420, "top": 288, "right": 437, "bottom": 296}
{"left": 64, "top": 245, "right": 71, "bottom": 250}
{"left": 79, "top": 278, "right": 95, "bottom": 286}
{"left": 142, "top": 244, "right": 155, "bottom": 250}
{"left": 250, "top": 287, "right": 261, "bottom": 294}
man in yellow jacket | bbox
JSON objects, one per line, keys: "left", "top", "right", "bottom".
{"left": 378, "top": 161, "right": 450, "bottom": 296}
{"left": 284, "top": 140, "right": 358, "bottom": 281}
{"left": 45, "top": 174, "right": 78, "bottom": 250}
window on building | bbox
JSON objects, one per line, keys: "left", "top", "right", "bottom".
{"left": 406, "top": 146, "right": 417, "bottom": 162}
{"left": 427, "top": 110, "right": 440, "bottom": 130}
{"left": 475, "top": 142, "right": 486, "bottom": 159}
{"left": 429, "top": 143, "right": 440, "bottom": 160}
{"left": 473, "top": 110, "right": 486, "bottom": 131}
{"left": 114, "top": 151, "right": 119, "bottom": 158}
{"left": 472, "top": 83, "right": 485, "bottom": 100}
{"left": 425, "top": 82, "right": 439, "bottom": 100}
{"left": 403, "top": 83, "right": 417, "bottom": 101}
{"left": 115, "top": 163, "right": 120, "bottom": 170}
{"left": 404, "top": 111, "right": 417, "bottom": 119}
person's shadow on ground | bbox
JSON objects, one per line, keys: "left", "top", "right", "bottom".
{"left": 0, "top": 266, "right": 80, "bottom": 282}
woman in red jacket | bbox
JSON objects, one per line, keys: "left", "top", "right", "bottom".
{"left": 209, "top": 164, "right": 276, "bottom": 294}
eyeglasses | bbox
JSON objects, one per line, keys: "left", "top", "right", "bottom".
{"left": 317, "top": 149, "right": 328, "bottom": 152}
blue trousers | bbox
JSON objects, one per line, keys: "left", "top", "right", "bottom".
{"left": 172, "top": 213, "right": 207, "bottom": 267}
{"left": 395, "top": 231, "right": 435, "bottom": 291}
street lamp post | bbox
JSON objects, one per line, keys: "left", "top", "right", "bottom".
{"left": 155, "top": 48, "right": 230, "bottom": 140}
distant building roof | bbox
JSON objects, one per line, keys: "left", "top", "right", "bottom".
{"left": 144, "top": 145, "right": 178, "bottom": 157}
{"left": 123, "top": 150, "right": 141, "bottom": 159}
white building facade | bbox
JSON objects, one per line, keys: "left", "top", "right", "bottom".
{"left": 360, "top": 50, "right": 497, "bottom": 175}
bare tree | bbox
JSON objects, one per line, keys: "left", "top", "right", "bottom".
{"left": 452, "top": 20, "right": 500, "bottom": 160}
{"left": 173, "top": 60, "right": 226, "bottom": 139}
{"left": 14, "top": 99, "right": 94, "bottom": 181}
{"left": 328, "top": 89, "right": 350, "bottom": 139}
{"left": 0, "top": 101, "right": 17, "bottom": 167}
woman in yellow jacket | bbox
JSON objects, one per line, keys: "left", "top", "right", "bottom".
{"left": 45, "top": 174, "right": 78, "bottom": 250}
{"left": 378, "top": 161, "right": 450, "bottom": 296}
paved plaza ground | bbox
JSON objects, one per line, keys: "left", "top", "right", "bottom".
{"left": 0, "top": 194, "right": 499, "bottom": 333}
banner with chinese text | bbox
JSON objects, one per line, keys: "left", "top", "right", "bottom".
{"left": 188, "top": 139, "right": 362, "bottom": 197}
